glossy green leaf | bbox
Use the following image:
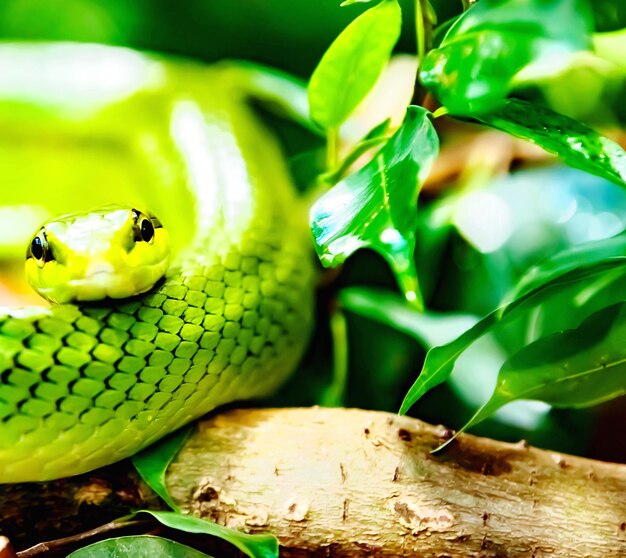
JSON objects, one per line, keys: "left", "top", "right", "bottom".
{"left": 138, "top": 510, "right": 278, "bottom": 558}
{"left": 67, "top": 536, "right": 212, "bottom": 558}
{"left": 339, "top": 287, "right": 477, "bottom": 348}
{"left": 513, "top": 257, "right": 626, "bottom": 353}
{"left": 132, "top": 426, "right": 192, "bottom": 512}
{"left": 511, "top": 232, "right": 626, "bottom": 301}
{"left": 310, "top": 106, "right": 439, "bottom": 306}
{"left": 400, "top": 258, "right": 626, "bottom": 414}
{"left": 420, "top": 0, "right": 593, "bottom": 115}
{"left": 308, "top": 0, "right": 401, "bottom": 129}
{"left": 478, "top": 98, "right": 626, "bottom": 186}
{"left": 445, "top": 302, "right": 626, "bottom": 447}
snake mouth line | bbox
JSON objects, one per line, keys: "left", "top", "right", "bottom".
{"left": 35, "top": 259, "right": 169, "bottom": 303}
{"left": 68, "top": 273, "right": 121, "bottom": 288}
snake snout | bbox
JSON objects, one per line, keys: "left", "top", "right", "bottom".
{"left": 85, "top": 260, "right": 115, "bottom": 277}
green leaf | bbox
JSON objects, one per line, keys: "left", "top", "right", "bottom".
{"left": 511, "top": 232, "right": 626, "bottom": 301}
{"left": 421, "top": 0, "right": 593, "bottom": 115}
{"left": 310, "top": 106, "right": 439, "bottom": 307}
{"left": 399, "top": 258, "right": 626, "bottom": 414}
{"left": 132, "top": 426, "right": 192, "bottom": 512}
{"left": 138, "top": 511, "right": 278, "bottom": 558}
{"left": 447, "top": 301, "right": 626, "bottom": 447}
{"left": 594, "top": 29, "right": 626, "bottom": 69}
{"left": 478, "top": 99, "right": 626, "bottom": 186}
{"left": 308, "top": 0, "right": 402, "bottom": 129}
{"left": 67, "top": 536, "right": 213, "bottom": 558}
{"left": 500, "top": 302, "right": 626, "bottom": 407}
{"left": 339, "top": 287, "right": 477, "bottom": 348}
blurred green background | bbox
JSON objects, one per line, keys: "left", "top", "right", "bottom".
{"left": 0, "top": 0, "right": 623, "bottom": 74}
{"left": 0, "top": 0, "right": 423, "bottom": 74}
{"left": 1, "top": 0, "right": 625, "bottom": 462}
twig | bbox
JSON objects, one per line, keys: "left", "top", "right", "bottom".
{"left": 16, "top": 519, "right": 149, "bottom": 557}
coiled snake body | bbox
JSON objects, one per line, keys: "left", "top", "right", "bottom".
{"left": 0, "top": 43, "right": 315, "bottom": 482}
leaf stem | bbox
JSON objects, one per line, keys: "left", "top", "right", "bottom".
{"left": 323, "top": 135, "right": 390, "bottom": 185}
{"left": 415, "top": 0, "right": 426, "bottom": 63}
{"left": 327, "top": 127, "right": 339, "bottom": 171}
{"left": 18, "top": 519, "right": 150, "bottom": 557}
{"left": 320, "top": 307, "right": 349, "bottom": 407}
{"left": 397, "top": 261, "right": 424, "bottom": 312}
{"left": 432, "top": 106, "right": 449, "bottom": 118}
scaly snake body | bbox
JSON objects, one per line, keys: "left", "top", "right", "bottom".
{"left": 0, "top": 43, "right": 315, "bottom": 482}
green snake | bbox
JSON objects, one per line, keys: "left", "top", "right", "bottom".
{"left": 0, "top": 43, "right": 315, "bottom": 482}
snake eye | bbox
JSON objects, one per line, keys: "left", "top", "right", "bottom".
{"left": 132, "top": 209, "right": 156, "bottom": 244}
{"left": 29, "top": 231, "right": 49, "bottom": 267}
{"left": 140, "top": 219, "right": 154, "bottom": 242}
{"left": 31, "top": 237, "right": 44, "bottom": 260}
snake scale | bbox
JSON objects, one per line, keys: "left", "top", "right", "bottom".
{"left": 0, "top": 43, "right": 315, "bottom": 482}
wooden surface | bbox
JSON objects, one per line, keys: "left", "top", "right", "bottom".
{"left": 1, "top": 407, "right": 625, "bottom": 557}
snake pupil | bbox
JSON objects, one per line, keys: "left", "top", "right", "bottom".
{"left": 31, "top": 236, "right": 44, "bottom": 260}
{"left": 140, "top": 219, "right": 154, "bottom": 242}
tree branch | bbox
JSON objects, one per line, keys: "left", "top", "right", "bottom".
{"left": 1, "top": 408, "right": 625, "bottom": 557}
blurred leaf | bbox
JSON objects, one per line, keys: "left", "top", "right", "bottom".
{"left": 424, "top": 0, "right": 438, "bottom": 27}
{"left": 444, "top": 302, "right": 626, "bottom": 447}
{"left": 511, "top": 232, "right": 626, "bottom": 301}
{"left": 592, "top": 0, "right": 626, "bottom": 32}
{"left": 400, "top": 258, "right": 626, "bottom": 414}
{"left": 340, "top": 287, "right": 477, "bottom": 347}
{"left": 67, "top": 535, "right": 212, "bottom": 558}
{"left": 478, "top": 99, "right": 626, "bottom": 186}
{"left": 341, "top": 289, "right": 427, "bottom": 412}
{"left": 308, "top": 0, "right": 402, "bottom": 129}
{"left": 594, "top": 28, "right": 626, "bottom": 70}
{"left": 132, "top": 426, "right": 192, "bottom": 512}
{"left": 138, "top": 511, "right": 278, "bottom": 558}
{"left": 447, "top": 0, "right": 591, "bottom": 41}
{"left": 310, "top": 106, "right": 439, "bottom": 307}
{"left": 513, "top": 49, "right": 625, "bottom": 123}
{"left": 421, "top": 0, "right": 593, "bottom": 115}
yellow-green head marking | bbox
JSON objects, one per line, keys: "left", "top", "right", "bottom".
{"left": 26, "top": 205, "right": 170, "bottom": 304}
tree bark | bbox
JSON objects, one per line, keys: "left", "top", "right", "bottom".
{"left": 1, "top": 407, "right": 625, "bottom": 557}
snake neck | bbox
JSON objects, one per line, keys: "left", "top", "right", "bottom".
{"left": 140, "top": 69, "right": 310, "bottom": 270}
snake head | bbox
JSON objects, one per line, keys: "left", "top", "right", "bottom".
{"left": 25, "top": 205, "right": 170, "bottom": 304}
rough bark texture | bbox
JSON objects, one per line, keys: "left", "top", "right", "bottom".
{"left": 1, "top": 407, "right": 625, "bottom": 557}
